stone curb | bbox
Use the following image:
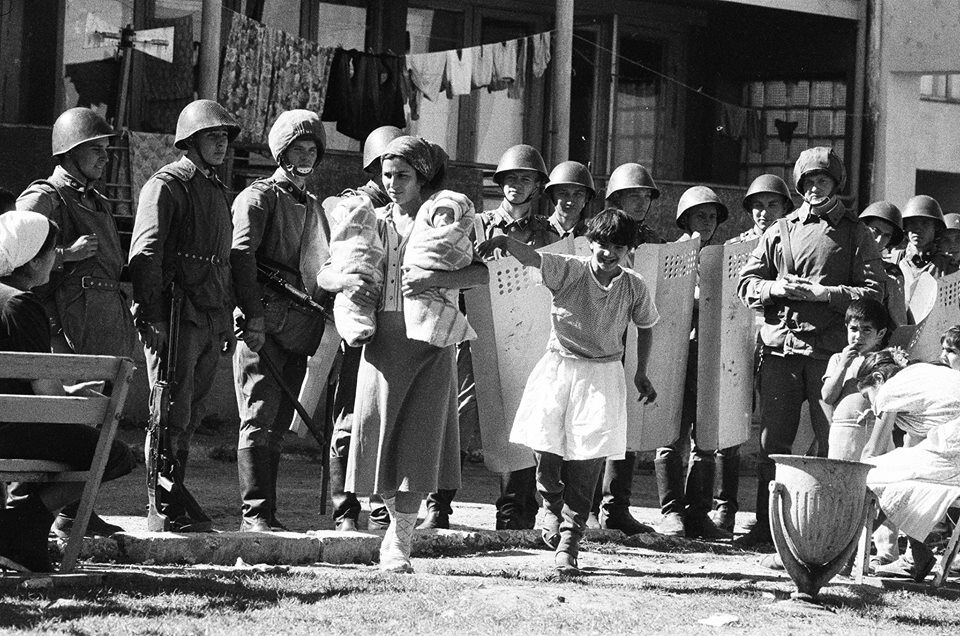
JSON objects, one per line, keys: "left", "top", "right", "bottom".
{"left": 53, "top": 526, "right": 739, "bottom": 568}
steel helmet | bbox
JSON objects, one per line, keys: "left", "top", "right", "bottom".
{"left": 742, "top": 174, "right": 792, "bottom": 209}
{"left": 51, "top": 108, "right": 115, "bottom": 157}
{"left": 859, "top": 201, "right": 904, "bottom": 247}
{"left": 362, "top": 125, "right": 403, "bottom": 173}
{"left": 944, "top": 212, "right": 960, "bottom": 232}
{"left": 793, "top": 146, "right": 845, "bottom": 195}
{"left": 268, "top": 109, "right": 326, "bottom": 167}
{"left": 544, "top": 161, "right": 596, "bottom": 200}
{"left": 605, "top": 162, "right": 660, "bottom": 201}
{"left": 174, "top": 99, "right": 240, "bottom": 150}
{"left": 676, "top": 185, "right": 729, "bottom": 228}
{"left": 493, "top": 144, "right": 549, "bottom": 184}
{"left": 901, "top": 194, "right": 946, "bottom": 230}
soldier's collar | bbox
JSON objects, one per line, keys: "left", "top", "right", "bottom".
{"left": 272, "top": 171, "right": 308, "bottom": 204}
{"left": 52, "top": 166, "right": 92, "bottom": 193}
{"left": 493, "top": 203, "right": 532, "bottom": 228}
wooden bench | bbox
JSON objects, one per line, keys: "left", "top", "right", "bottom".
{"left": 0, "top": 352, "right": 135, "bottom": 574}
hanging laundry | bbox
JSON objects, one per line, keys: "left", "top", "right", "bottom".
{"left": 65, "top": 58, "right": 120, "bottom": 120}
{"left": 718, "top": 103, "right": 748, "bottom": 139}
{"left": 746, "top": 109, "right": 769, "bottom": 153}
{"left": 400, "top": 66, "right": 420, "bottom": 121}
{"left": 406, "top": 51, "right": 447, "bottom": 101}
{"left": 322, "top": 49, "right": 407, "bottom": 141}
{"left": 128, "top": 131, "right": 180, "bottom": 204}
{"left": 140, "top": 14, "right": 194, "bottom": 134}
{"left": 532, "top": 31, "right": 552, "bottom": 78}
{"left": 491, "top": 39, "right": 518, "bottom": 88}
{"left": 507, "top": 37, "right": 526, "bottom": 100}
{"left": 220, "top": 12, "right": 335, "bottom": 145}
{"left": 472, "top": 43, "right": 495, "bottom": 89}
{"left": 445, "top": 48, "right": 474, "bottom": 97}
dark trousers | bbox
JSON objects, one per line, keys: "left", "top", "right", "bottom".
{"left": 2, "top": 422, "right": 136, "bottom": 509}
{"left": 144, "top": 315, "right": 225, "bottom": 461}
{"left": 754, "top": 352, "right": 831, "bottom": 525}
{"left": 235, "top": 337, "right": 307, "bottom": 452}
{"left": 535, "top": 452, "right": 604, "bottom": 558}
{"left": 714, "top": 445, "right": 740, "bottom": 513}
{"left": 655, "top": 338, "right": 715, "bottom": 517}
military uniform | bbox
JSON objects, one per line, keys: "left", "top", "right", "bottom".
{"left": 129, "top": 156, "right": 234, "bottom": 463}
{"left": 17, "top": 166, "right": 136, "bottom": 356}
{"left": 232, "top": 168, "right": 329, "bottom": 527}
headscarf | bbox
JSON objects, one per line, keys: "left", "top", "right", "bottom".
{"left": 0, "top": 211, "right": 50, "bottom": 276}
{"left": 382, "top": 135, "right": 449, "bottom": 188}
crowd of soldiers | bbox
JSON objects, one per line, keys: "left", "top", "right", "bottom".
{"left": 4, "top": 95, "right": 959, "bottom": 574}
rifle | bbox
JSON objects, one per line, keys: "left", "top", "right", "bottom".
{"left": 146, "top": 283, "right": 213, "bottom": 532}
{"left": 257, "top": 347, "right": 329, "bottom": 515}
{"left": 256, "top": 262, "right": 332, "bottom": 321}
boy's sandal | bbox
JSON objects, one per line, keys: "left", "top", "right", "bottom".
{"left": 541, "top": 529, "right": 560, "bottom": 551}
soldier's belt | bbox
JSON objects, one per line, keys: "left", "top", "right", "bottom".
{"left": 81, "top": 276, "right": 120, "bottom": 291}
{"left": 176, "top": 251, "right": 226, "bottom": 265}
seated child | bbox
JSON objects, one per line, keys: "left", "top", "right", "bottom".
{"left": 860, "top": 202, "right": 908, "bottom": 327}
{"left": 402, "top": 190, "right": 477, "bottom": 348}
{"left": 330, "top": 197, "right": 384, "bottom": 347}
{"left": 477, "top": 209, "right": 659, "bottom": 573}
{"left": 823, "top": 298, "right": 891, "bottom": 461}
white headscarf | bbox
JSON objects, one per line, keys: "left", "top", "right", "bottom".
{"left": 0, "top": 211, "right": 51, "bottom": 276}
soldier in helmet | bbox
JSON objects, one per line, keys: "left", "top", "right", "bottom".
{"left": 545, "top": 161, "right": 594, "bottom": 238}
{"left": 327, "top": 125, "right": 404, "bottom": 532}
{"left": 650, "top": 186, "right": 732, "bottom": 539}
{"left": 737, "top": 147, "right": 883, "bottom": 548}
{"left": 938, "top": 212, "right": 960, "bottom": 274}
{"left": 731, "top": 174, "right": 794, "bottom": 243}
{"left": 16, "top": 107, "right": 137, "bottom": 539}
{"left": 476, "top": 144, "right": 559, "bottom": 530}
{"left": 859, "top": 201, "right": 908, "bottom": 327}
{"left": 231, "top": 110, "right": 331, "bottom": 532}
{"left": 890, "top": 195, "right": 953, "bottom": 283}
{"left": 128, "top": 99, "right": 241, "bottom": 531}
{"left": 605, "top": 163, "right": 664, "bottom": 245}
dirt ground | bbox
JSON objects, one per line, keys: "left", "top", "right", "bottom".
{"left": 3, "top": 423, "right": 958, "bottom": 635}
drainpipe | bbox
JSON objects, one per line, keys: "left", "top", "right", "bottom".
{"left": 551, "top": 0, "right": 574, "bottom": 166}
{"left": 848, "top": 0, "right": 869, "bottom": 208}
{"left": 198, "top": 0, "right": 221, "bottom": 100}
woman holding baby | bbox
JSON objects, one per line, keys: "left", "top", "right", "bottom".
{"left": 318, "top": 136, "right": 488, "bottom": 573}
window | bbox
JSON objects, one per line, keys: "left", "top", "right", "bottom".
{"left": 740, "top": 80, "right": 847, "bottom": 186}
{"left": 920, "top": 74, "right": 960, "bottom": 102}
{"left": 610, "top": 36, "right": 662, "bottom": 174}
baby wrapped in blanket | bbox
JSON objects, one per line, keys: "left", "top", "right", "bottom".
{"left": 330, "top": 196, "right": 384, "bottom": 347}
{"left": 403, "top": 190, "right": 478, "bottom": 347}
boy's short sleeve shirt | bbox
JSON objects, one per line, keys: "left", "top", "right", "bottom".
{"left": 822, "top": 352, "right": 865, "bottom": 404}
{"left": 540, "top": 252, "right": 659, "bottom": 362}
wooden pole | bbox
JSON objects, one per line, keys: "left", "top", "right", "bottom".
{"left": 198, "top": 0, "right": 221, "bottom": 100}
{"left": 551, "top": 0, "right": 574, "bottom": 166}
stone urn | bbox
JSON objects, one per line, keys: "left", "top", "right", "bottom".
{"left": 768, "top": 455, "right": 875, "bottom": 602}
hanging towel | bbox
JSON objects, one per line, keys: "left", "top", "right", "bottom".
{"left": 508, "top": 37, "right": 527, "bottom": 99}
{"left": 445, "top": 48, "right": 474, "bottom": 96}
{"left": 472, "top": 43, "right": 495, "bottom": 89}
{"left": 406, "top": 51, "right": 447, "bottom": 101}
{"left": 491, "top": 39, "right": 518, "bottom": 86}
{"left": 532, "top": 31, "right": 552, "bottom": 78}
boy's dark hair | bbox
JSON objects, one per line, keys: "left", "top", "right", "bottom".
{"left": 941, "top": 324, "right": 960, "bottom": 349}
{"left": 845, "top": 298, "right": 891, "bottom": 338}
{"left": 0, "top": 187, "right": 16, "bottom": 213}
{"left": 585, "top": 208, "right": 637, "bottom": 248}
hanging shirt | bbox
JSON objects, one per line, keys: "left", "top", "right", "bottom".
{"left": 472, "top": 44, "right": 495, "bottom": 89}
{"left": 322, "top": 49, "right": 406, "bottom": 141}
{"left": 445, "top": 49, "right": 474, "bottom": 96}
{"left": 491, "top": 40, "right": 518, "bottom": 86}
{"left": 532, "top": 31, "right": 552, "bottom": 78}
{"left": 406, "top": 51, "right": 447, "bottom": 101}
